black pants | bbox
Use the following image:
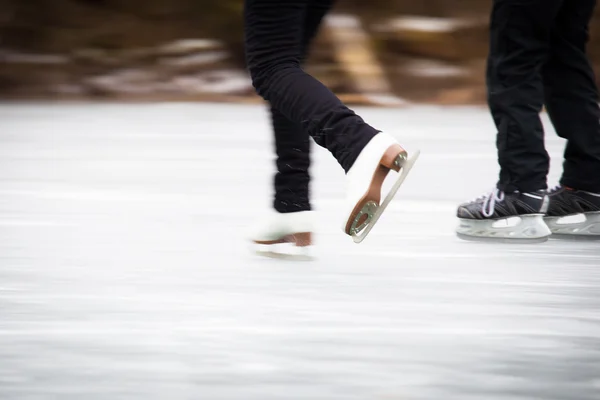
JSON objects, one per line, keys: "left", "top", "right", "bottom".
{"left": 244, "top": 0, "right": 379, "bottom": 213}
{"left": 489, "top": 0, "right": 600, "bottom": 193}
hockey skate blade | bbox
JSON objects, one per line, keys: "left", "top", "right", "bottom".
{"left": 545, "top": 212, "right": 600, "bottom": 241}
{"left": 456, "top": 214, "right": 551, "bottom": 244}
{"left": 352, "top": 149, "right": 420, "bottom": 244}
{"left": 254, "top": 243, "right": 315, "bottom": 261}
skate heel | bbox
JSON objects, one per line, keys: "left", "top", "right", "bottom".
{"left": 344, "top": 145, "right": 407, "bottom": 237}
{"left": 380, "top": 144, "right": 408, "bottom": 172}
{"left": 342, "top": 132, "right": 420, "bottom": 243}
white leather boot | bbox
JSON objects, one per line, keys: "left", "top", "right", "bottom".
{"left": 251, "top": 210, "right": 315, "bottom": 260}
{"left": 342, "top": 132, "right": 420, "bottom": 243}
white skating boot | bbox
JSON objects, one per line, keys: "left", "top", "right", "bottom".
{"left": 342, "top": 132, "right": 420, "bottom": 243}
{"left": 251, "top": 210, "right": 315, "bottom": 260}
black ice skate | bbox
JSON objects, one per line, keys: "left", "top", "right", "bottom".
{"left": 456, "top": 188, "right": 551, "bottom": 243}
{"left": 544, "top": 185, "right": 600, "bottom": 239}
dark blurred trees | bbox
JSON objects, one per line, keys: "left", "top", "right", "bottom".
{"left": 0, "top": 0, "right": 599, "bottom": 102}
{"left": 1, "top": 0, "right": 244, "bottom": 52}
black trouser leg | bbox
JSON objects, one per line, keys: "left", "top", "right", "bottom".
{"left": 487, "top": 0, "right": 563, "bottom": 193}
{"left": 270, "top": 106, "right": 312, "bottom": 212}
{"left": 244, "top": 0, "right": 379, "bottom": 177}
{"left": 270, "top": 0, "right": 334, "bottom": 213}
{"left": 542, "top": 0, "right": 600, "bottom": 193}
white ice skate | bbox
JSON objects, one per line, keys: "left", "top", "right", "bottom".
{"left": 456, "top": 189, "right": 552, "bottom": 243}
{"left": 341, "top": 132, "right": 420, "bottom": 243}
{"left": 251, "top": 210, "right": 315, "bottom": 261}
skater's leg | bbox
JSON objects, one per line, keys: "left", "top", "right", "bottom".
{"left": 541, "top": 0, "right": 600, "bottom": 238}
{"left": 456, "top": 0, "right": 564, "bottom": 242}
{"left": 270, "top": 107, "right": 312, "bottom": 213}
{"left": 246, "top": 0, "right": 418, "bottom": 242}
{"left": 269, "top": 0, "right": 335, "bottom": 213}
{"left": 542, "top": 0, "right": 600, "bottom": 193}
{"left": 244, "top": 0, "right": 378, "bottom": 172}
{"left": 303, "top": 0, "right": 335, "bottom": 48}
{"left": 487, "top": 0, "right": 562, "bottom": 193}
{"left": 252, "top": 0, "right": 337, "bottom": 257}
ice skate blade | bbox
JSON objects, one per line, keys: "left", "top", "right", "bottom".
{"left": 351, "top": 149, "right": 420, "bottom": 244}
{"left": 456, "top": 214, "right": 551, "bottom": 244}
{"left": 549, "top": 234, "right": 600, "bottom": 241}
{"left": 253, "top": 242, "right": 315, "bottom": 262}
{"left": 254, "top": 250, "right": 315, "bottom": 262}
{"left": 545, "top": 212, "right": 600, "bottom": 240}
{"left": 456, "top": 232, "right": 549, "bottom": 244}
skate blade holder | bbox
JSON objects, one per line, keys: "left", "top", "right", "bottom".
{"left": 545, "top": 212, "right": 600, "bottom": 240}
{"left": 350, "top": 149, "right": 420, "bottom": 244}
{"left": 456, "top": 214, "right": 551, "bottom": 244}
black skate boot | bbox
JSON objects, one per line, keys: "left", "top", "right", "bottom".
{"left": 544, "top": 185, "right": 600, "bottom": 239}
{"left": 456, "top": 188, "right": 551, "bottom": 243}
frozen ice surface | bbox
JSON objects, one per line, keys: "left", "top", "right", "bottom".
{"left": 0, "top": 102, "right": 599, "bottom": 400}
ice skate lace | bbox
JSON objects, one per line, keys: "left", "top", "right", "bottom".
{"left": 472, "top": 188, "right": 505, "bottom": 218}
{"left": 548, "top": 184, "right": 561, "bottom": 194}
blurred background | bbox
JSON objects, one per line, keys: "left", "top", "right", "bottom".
{"left": 2, "top": 0, "right": 600, "bottom": 106}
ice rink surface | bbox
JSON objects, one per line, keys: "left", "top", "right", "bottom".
{"left": 1, "top": 102, "right": 599, "bottom": 399}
